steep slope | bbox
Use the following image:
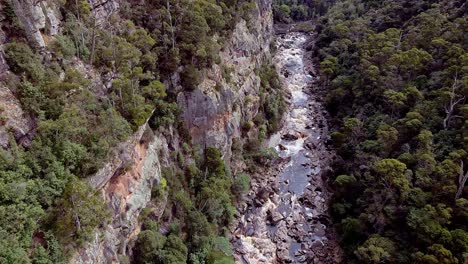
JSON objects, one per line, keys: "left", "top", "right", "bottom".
{"left": 0, "top": 0, "right": 276, "bottom": 262}
{"left": 178, "top": 0, "right": 274, "bottom": 158}
{"left": 73, "top": 0, "right": 275, "bottom": 262}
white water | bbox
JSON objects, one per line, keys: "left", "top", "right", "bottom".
{"left": 233, "top": 32, "right": 338, "bottom": 263}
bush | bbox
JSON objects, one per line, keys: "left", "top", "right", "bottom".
{"left": 150, "top": 100, "right": 179, "bottom": 129}
{"left": 334, "top": 175, "right": 357, "bottom": 187}
{"left": 258, "top": 64, "right": 285, "bottom": 134}
{"left": 181, "top": 65, "right": 202, "bottom": 91}
{"left": 4, "top": 42, "right": 45, "bottom": 81}
{"left": 204, "top": 147, "right": 226, "bottom": 178}
{"left": 222, "top": 65, "right": 234, "bottom": 83}
{"left": 273, "top": 4, "right": 291, "bottom": 23}
{"left": 232, "top": 173, "right": 250, "bottom": 197}
{"left": 50, "top": 34, "right": 76, "bottom": 59}
{"left": 246, "top": 147, "right": 278, "bottom": 165}
{"left": 133, "top": 230, "right": 166, "bottom": 263}
{"left": 152, "top": 177, "right": 167, "bottom": 199}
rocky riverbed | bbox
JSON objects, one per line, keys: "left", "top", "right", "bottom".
{"left": 231, "top": 32, "right": 342, "bottom": 263}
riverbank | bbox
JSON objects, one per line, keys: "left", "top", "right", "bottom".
{"left": 231, "top": 32, "right": 342, "bottom": 263}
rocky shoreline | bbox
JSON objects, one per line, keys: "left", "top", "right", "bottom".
{"left": 231, "top": 32, "right": 342, "bottom": 264}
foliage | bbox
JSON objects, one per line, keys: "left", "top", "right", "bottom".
{"left": 0, "top": 0, "right": 276, "bottom": 261}
{"left": 134, "top": 230, "right": 167, "bottom": 263}
{"left": 50, "top": 34, "right": 76, "bottom": 59}
{"left": 315, "top": 0, "right": 468, "bottom": 262}
{"left": 4, "top": 42, "right": 45, "bottom": 81}
{"left": 258, "top": 64, "right": 286, "bottom": 134}
{"left": 273, "top": 0, "right": 333, "bottom": 22}
{"left": 54, "top": 176, "right": 110, "bottom": 244}
{"left": 181, "top": 65, "right": 203, "bottom": 91}
{"left": 232, "top": 173, "right": 250, "bottom": 196}
{"left": 135, "top": 146, "right": 239, "bottom": 263}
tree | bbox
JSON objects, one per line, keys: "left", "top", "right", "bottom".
{"left": 383, "top": 90, "right": 407, "bottom": 114}
{"left": 320, "top": 56, "right": 338, "bottom": 85}
{"left": 455, "top": 160, "right": 468, "bottom": 200}
{"left": 0, "top": 230, "right": 29, "bottom": 264}
{"left": 4, "top": 42, "right": 45, "bottom": 81}
{"left": 407, "top": 204, "right": 452, "bottom": 245}
{"left": 161, "top": 234, "right": 188, "bottom": 263}
{"left": 377, "top": 124, "right": 398, "bottom": 154}
{"left": 273, "top": 4, "right": 291, "bottom": 23}
{"left": 198, "top": 177, "right": 235, "bottom": 224}
{"left": 54, "top": 177, "right": 110, "bottom": 244}
{"left": 443, "top": 73, "right": 465, "bottom": 130}
{"left": 316, "top": 1, "right": 468, "bottom": 262}
{"left": 134, "top": 230, "right": 167, "bottom": 263}
{"left": 180, "top": 65, "right": 202, "bottom": 91}
{"left": 374, "top": 159, "right": 410, "bottom": 194}
{"left": 414, "top": 244, "right": 458, "bottom": 264}
{"left": 356, "top": 235, "right": 397, "bottom": 263}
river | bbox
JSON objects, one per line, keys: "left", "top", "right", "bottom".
{"left": 232, "top": 32, "right": 342, "bottom": 263}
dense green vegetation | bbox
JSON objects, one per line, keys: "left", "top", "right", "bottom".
{"left": 136, "top": 147, "right": 240, "bottom": 263}
{"left": 273, "top": 0, "right": 334, "bottom": 23}
{"left": 315, "top": 0, "right": 468, "bottom": 262}
{"left": 133, "top": 63, "right": 284, "bottom": 263}
{"left": 257, "top": 64, "right": 287, "bottom": 135}
{"left": 0, "top": 0, "right": 270, "bottom": 261}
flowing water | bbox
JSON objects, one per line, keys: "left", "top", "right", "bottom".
{"left": 232, "top": 32, "right": 341, "bottom": 263}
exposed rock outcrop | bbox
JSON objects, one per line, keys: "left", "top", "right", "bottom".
{"left": 89, "top": 0, "right": 120, "bottom": 23}
{"left": 1, "top": 0, "right": 275, "bottom": 261}
{"left": 0, "top": 2, "right": 35, "bottom": 148}
{"left": 178, "top": 0, "right": 273, "bottom": 158}
{"left": 8, "top": 0, "right": 60, "bottom": 47}
{"left": 6, "top": 0, "right": 118, "bottom": 48}
{"left": 0, "top": 84, "right": 34, "bottom": 148}
{"left": 73, "top": 124, "right": 171, "bottom": 263}
{"left": 74, "top": 1, "right": 275, "bottom": 261}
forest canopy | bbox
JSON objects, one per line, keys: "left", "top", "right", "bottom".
{"left": 315, "top": 0, "right": 468, "bottom": 263}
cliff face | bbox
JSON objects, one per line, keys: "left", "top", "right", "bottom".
{"left": 0, "top": 0, "right": 117, "bottom": 147}
{"left": 73, "top": 123, "right": 171, "bottom": 263}
{"left": 3, "top": 0, "right": 115, "bottom": 48}
{"left": 178, "top": 0, "right": 274, "bottom": 158}
{"left": 74, "top": 2, "right": 273, "bottom": 260}
{"left": 0, "top": 83, "right": 34, "bottom": 148}
{"left": 7, "top": 0, "right": 60, "bottom": 48}
{"left": 1, "top": 0, "right": 274, "bottom": 262}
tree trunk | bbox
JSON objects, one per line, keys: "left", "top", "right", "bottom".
{"left": 166, "top": 0, "right": 176, "bottom": 49}
{"left": 444, "top": 73, "right": 465, "bottom": 129}
{"left": 75, "top": 0, "right": 86, "bottom": 57}
{"left": 456, "top": 161, "right": 468, "bottom": 200}
{"left": 89, "top": 25, "right": 97, "bottom": 65}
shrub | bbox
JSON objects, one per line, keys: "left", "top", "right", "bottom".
{"left": 232, "top": 173, "right": 250, "bottom": 197}
{"left": 4, "top": 42, "right": 45, "bottom": 81}
{"left": 181, "top": 65, "right": 202, "bottom": 91}
{"left": 133, "top": 230, "right": 166, "bottom": 263}
{"left": 222, "top": 65, "right": 234, "bottom": 83}
{"left": 50, "top": 34, "right": 76, "bottom": 59}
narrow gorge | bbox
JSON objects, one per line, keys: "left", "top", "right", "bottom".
{"left": 3, "top": 0, "right": 465, "bottom": 263}
{"left": 232, "top": 32, "right": 341, "bottom": 263}
{"left": 0, "top": 0, "right": 343, "bottom": 260}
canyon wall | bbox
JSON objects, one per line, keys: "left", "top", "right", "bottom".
{"left": 178, "top": 0, "right": 274, "bottom": 159}
{"left": 73, "top": 123, "right": 171, "bottom": 263}
{"left": 1, "top": 0, "right": 274, "bottom": 262}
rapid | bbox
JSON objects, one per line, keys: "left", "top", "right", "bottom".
{"left": 232, "top": 32, "right": 342, "bottom": 264}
